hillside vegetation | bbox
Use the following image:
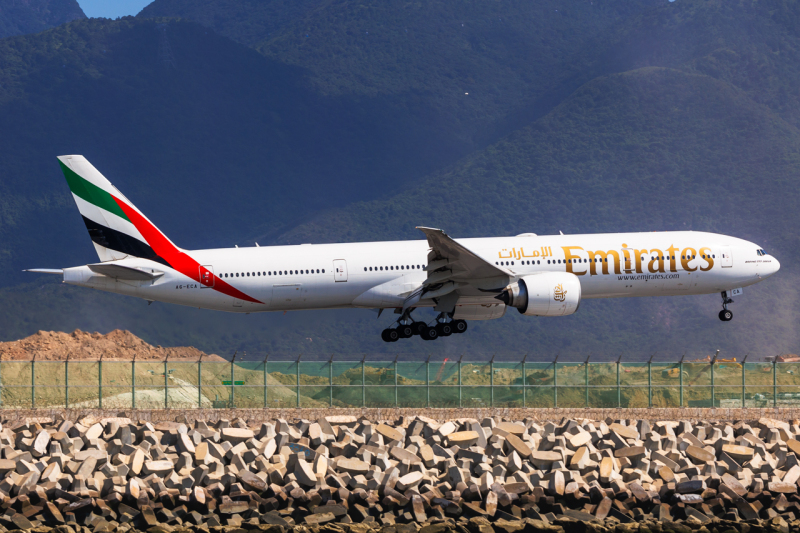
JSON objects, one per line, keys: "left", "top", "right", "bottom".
{"left": 138, "top": 0, "right": 324, "bottom": 47}
{"left": 0, "top": 0, "right": 84, "bottom": 39}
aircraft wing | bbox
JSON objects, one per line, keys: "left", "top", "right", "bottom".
{"left": 400, "top": 227, "right": 512, "bottom": 312}
{"left": 417, "top": 226, "right": 512, "bottom": 282}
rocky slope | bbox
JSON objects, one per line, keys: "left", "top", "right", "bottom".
{"left": 0, "top": 329, "right": 226, "bottom": 361}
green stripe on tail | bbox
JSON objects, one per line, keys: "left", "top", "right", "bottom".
{"left": 59, "top": 161, "right": 130, "bottom": 222}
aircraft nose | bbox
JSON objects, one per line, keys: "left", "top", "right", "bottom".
{"left": 771, "top": 257, "right": 781, "bottom": 276}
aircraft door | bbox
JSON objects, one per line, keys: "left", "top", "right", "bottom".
{"left": 199, "top": 265, "right": 215, "bottom": 288}
{"left": 333, "top": 259, "right": 348, "bottom": 282}
{"left": 719, "top": 247, "right": 733, "bottom": 268}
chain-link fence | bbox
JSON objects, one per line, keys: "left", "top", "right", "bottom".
{"left": 0, "top": 357, "right": 796, "bottom": 409}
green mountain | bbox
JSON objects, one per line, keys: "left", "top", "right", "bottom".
{"left": 0, "top": 0, "right": 84, "bottom": 39}
{"left": 0, "top": 0, "right": 799, "bottom": 359}
{"left": 138, "top": 0, "right": 324, "bottom": 47}
{"left": 140, "top": 0, "right": 655, "bottom": 148}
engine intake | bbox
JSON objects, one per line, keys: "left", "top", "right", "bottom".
{"left": 496, "top": 272, "right": 581, "bottom": 316}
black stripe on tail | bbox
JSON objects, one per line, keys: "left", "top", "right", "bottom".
{"left": 82, "top": 216, "right": 170, "bottom": 267}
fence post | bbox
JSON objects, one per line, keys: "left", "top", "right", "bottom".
{"left": 616, "top": 355, "right": 621, "bottom": 408}
{"left": 773, "top": 359, "right": 778, "bottom": 408}
{"left": 394, "top": 354, "right": 399, "bottom": 408}
{"left": 678, "top": 353, "right": 685, "bottom": 407}
{"left": 65, "top": 355, "right": 70, "bottom": 410}
{"left": 329, "top": 355, "right": 333, "bottom": 408}
{"left": 132, "top": 353, "right": 136, "bottom": 410}
{"left": 710, "top": 350, "right": 719, "bottom": 408}
{"left": 458, "top": 354, "right": 464, "bottom": 408}
{"left": 647, "top": 353, "right": 655, "bottom": 408}
{"left": 296, "top": 354, "right": 302, "bottom": 409}
{"left": 362, "top": 356, "right": 366, "bottom": 408}
{"left": 262, "top": 354, "right": 268, "bottom": 409}
{"left": 425, "top": 355, "right": 430, "bottom": 408}
{"left": 31, "top": 354, "right": 36, "bottom": 409}
{"left": 164, "top": 354, "right": 169, "bottom": 410}
{"left": 521, "top": 353, "right": 528, "bottom": 408}
{"left": 584, "top": 355, "right": 590, "bottom": 409}
{"left": 230, "top": 352, "right": 236, "bottom": 409}
{"left": 99, "top": 354, "right": 104, "bottom": 410}
{"left": 741, "top": 354, "right": 749, "bottom": 408}
{"left": 490, "top": 354, "right": 496, "bottom": 408}
{"left": 198, "top": 354, "right": 204, "bottom": 409}
{"left": 553, "top": 355, "right": 559, "bottom": 409}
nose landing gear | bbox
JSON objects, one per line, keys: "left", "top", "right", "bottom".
{"left": 719, "top": 291, "right": 734, "bottom": 321}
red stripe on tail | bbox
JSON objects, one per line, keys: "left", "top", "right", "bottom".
{"left": 112, "top": 197, "right": 263, "bottom": 304}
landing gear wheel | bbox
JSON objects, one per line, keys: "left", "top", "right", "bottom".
{"left": 398, "top": 324, "right": 414, "bottom": 338}
{"left": 452, "top": 320, "right": 468, "bottom": 334}
{"left": 436, "top": 322, "right": 453, "bottom": 337}
{"left": 421, "top": 326, "right": 439, "bottom": 341}
{"left": 411, "top": 321, "right": 427, "bottom": 336}
{"left": 719, "top": 309, "right": 733, "bottom": 322}
{"left": 382, "top": 328, "right": 400, "bottom": 342}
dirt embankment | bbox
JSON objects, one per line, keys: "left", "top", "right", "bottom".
{"left": 0, "top": 329, "right": 227, "bottom": 361}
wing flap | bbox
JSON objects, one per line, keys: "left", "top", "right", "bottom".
{"left": 417, "top": 226, "right": 512, "bottom": 281}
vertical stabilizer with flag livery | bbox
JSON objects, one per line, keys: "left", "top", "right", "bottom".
{"left": 57, "top": 155, "right": 263, "bottom": 304}
{"left": 58, "top": 155, "right": 173, "bottom": 265}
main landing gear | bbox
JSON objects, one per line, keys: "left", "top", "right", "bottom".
{"left": 719, "top": 291, "right": 734, "bottom": 322}
{"left": 381, "top": 311, "right": 468, "bottom": 342}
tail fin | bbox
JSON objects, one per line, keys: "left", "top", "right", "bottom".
{"left": 58, "top": 155, "right": 175, "bottom": 266}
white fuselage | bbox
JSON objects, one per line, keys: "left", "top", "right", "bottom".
{"left": 62, "top": 231, "right": 779, "bottom": 315}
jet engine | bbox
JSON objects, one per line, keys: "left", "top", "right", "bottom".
{"left": 496, "top": 272, "right": 582, "bottom": 316}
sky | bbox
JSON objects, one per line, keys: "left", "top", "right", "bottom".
{"left": 78, "top": 0, "right": 152, "bottom": 19}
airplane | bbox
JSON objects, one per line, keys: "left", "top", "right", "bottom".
{"left": 27, "top": 156, "right": 781, "bottom": 342}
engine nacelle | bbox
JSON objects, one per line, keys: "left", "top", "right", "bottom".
{"left": 497, "top": 272, "right": 582, "bottom": 316}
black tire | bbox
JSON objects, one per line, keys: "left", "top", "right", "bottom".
{"left": 412, "top": 321, "right": 427, "bottom": 335}
{"left": 398, "top": 324, "right": 414, "bottom": 338}
{"left": 719, "top": 309, "right": 733, "bottom": 322}
{"left": 381, "top": 329, "right": 392, "bottom": 342}
{"left": 387, "top": 328, "right": 400, "bottom": 342}
{"left": 424, "top": 326, "right": 439, "bottom": 341}
{"left": 452, "top": 320, "right": 468, "bottom": 334}
{"left": 436, "top": 322, "right": 453, "bottom": 337}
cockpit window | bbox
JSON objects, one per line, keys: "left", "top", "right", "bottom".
{"left": 757, "top": 249, "right": 768, "bottom": 256}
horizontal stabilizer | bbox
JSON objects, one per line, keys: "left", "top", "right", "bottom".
{"left": 88, "top": 263, "right": 164, "bottom": 281}
{"left": 24, "top": 269, "right": 64, "bottom": 275}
